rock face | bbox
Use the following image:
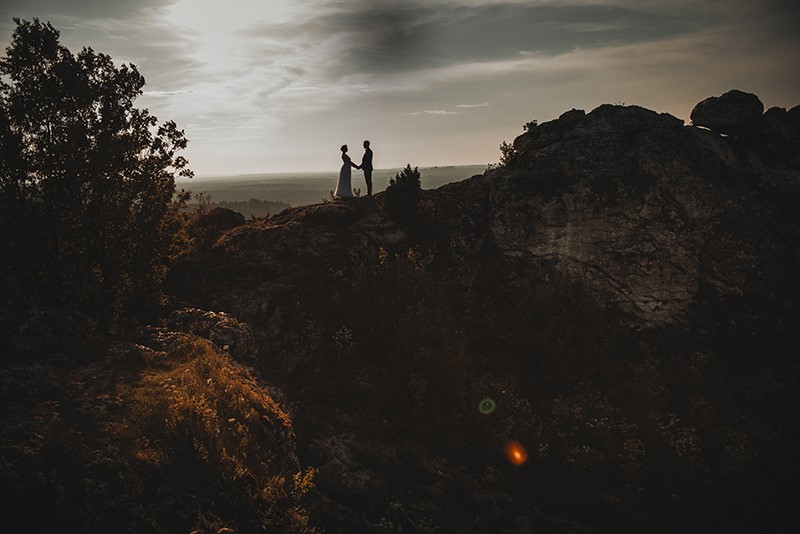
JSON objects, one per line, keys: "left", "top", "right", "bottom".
{"left": 165, "top": 307, "right": 257, "bottom": 359}
{"left": 484, "top": 102, "right": 800, "bottom": 322}
{"left": 690, "top": 89, "right": 764, "bottom": 136}
{"left": 758, "top": 105, "right": 800, "bottom": 167}
{"left": 10, "top": 306, "right": 98, "bottom": 355}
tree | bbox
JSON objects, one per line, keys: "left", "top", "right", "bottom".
{"left": 0, "top": 19, "right": 192, "bottom": 330}
{"left": 385, "top": 164, "right": 421, "bottom": 227}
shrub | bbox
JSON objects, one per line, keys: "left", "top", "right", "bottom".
{"left": 499, "top": 140, "right": 520, "bottom": 168}
{"left": 385, "top": 164, "right": 421, "bottom": 227}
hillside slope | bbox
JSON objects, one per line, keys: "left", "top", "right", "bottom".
{"left": 163, "top": 90, "right": 800, "bottom": 532}
{"left": 3, "top": 90, "right": 799, "bottom": 533}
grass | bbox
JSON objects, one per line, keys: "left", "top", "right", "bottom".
{"left": 0, "top": 335, "right": 318, "bottom": 533}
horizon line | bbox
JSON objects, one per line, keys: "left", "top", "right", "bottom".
{"left": 185, "top": 162, "right": 492, "bottom": 180}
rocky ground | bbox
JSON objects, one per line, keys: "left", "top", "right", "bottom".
{"left": 2, "top": 90, "right": 799, "bottom": 532}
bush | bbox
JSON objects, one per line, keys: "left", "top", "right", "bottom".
{"left": 385, "top": 164, "right": 421, "bottom": 227}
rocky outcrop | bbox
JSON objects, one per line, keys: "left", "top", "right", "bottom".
{"left": 158, "top": 91, "right": 800, "bottom": 533}
{"left": 690, "top": 89, "right": 800, "bottom": 167}
{"left": 197, "top": 206, "right": 246, "bottom": 231}
{"left": 0, "top": 318, "right": 310, "bottom": 533}
{"left": 9, "top": 306, "right": 98, "bottom": 356}
{"left": 757, "top": 105, "right": 800, "bottom": 167}
{"left": 690, "top": 89, "right": 764, "bottom": 136}
{"left": 165, "top": 307, "right": 257, "bottom": 360}
{"left": 177, "top": 93, "right": 798, "bottom": 328}
{"left": 487, "top": 100, "right": 799, "bottom": 321}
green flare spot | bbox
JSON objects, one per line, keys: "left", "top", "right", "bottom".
{"left": 479, "top": 398, "right": 496, "bottom": 415}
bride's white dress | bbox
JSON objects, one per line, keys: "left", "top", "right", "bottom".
{"left": 334, "top": 153, "right": 353, "bottom": 197}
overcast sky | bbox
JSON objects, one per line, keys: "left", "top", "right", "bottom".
{"left": 1, "top": 0, "right": 799, "bottom": 175}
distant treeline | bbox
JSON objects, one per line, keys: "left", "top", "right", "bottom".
{"left": 188, "top": 198, "right": 291, "bottom": 219}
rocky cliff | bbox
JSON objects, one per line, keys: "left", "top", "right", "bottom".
{"left": 489, "top": 94, "right": 800, "bottom": 322}
{"left": 176, "top": 90, "right": 800, "bottom": 328}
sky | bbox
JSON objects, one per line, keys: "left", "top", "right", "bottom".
{"left": 1, "top": 0, "right": 799, "bottom": 175}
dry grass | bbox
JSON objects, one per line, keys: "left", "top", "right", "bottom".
{"left": 124, "top": 336, "right": 318, "bottom": 533}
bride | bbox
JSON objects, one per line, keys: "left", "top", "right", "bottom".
{"left": 334, "top": 144, "right": 359, "bottom": 198}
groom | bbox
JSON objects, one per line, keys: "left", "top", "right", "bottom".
{"left": 359, "top": 140, "right": 373, "bottom": 196}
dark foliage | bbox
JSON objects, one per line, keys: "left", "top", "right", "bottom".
{"left": 385, "top": 164, "right": 421, "bottom": 227}
{"left": 282, "top": 245, "right": 799, "bottom": 532}
{"left": 0, "top": 19, "right": 192, "bottom": 330}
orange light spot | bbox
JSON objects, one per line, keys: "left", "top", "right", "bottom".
{"left": 504, "top": 440, "right": 528, "bottom": 466}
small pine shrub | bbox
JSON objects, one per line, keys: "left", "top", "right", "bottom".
{"left": 499, "top": 140, "right": 519, "bottom": 168}
{"left": 385, "top": 164, "right": 421, "bottom": 227}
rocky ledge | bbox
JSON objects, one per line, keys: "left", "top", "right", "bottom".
{"left": 176, "top": 90, "right": 800, "bottom": 327}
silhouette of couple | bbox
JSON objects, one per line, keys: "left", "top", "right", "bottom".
{"left": 335, "top": 140, "right": 373, "bottom": 198}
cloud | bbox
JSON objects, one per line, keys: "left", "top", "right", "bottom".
{"left": 409, "top": 109, "right": 459, "bottom": 115}
{"left": 0, "top": 0, "right": 176, "bottom": 21}
{"left": 143, "top": 89, "right": 198, "bottom": 97}
{"left": 2, "top": 0, "right": 799, "bottom": 175}
{"left": 287, "top": 0, "right": 705, "bottom": 77}
{"left": 0, "top": 3, "right": 202, "bottom": 93}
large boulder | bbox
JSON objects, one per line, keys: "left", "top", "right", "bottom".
{"left": 197, "top": 206, "right": 246, "bottom": 231}
{"left": 165, "top": 307, "right": 257, "bottom": 359}
{"left": 11, "top": 307, "right": 97, "bottom": 356}
{"left": 690, "top": 89, "right": 764, "bottom": 136}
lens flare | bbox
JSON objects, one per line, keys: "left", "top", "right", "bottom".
{"left": 478, "top": 398, "right": 496, "bottom": 414}
{"left": 504, "top": 440, "right": 528, "bottom": 466}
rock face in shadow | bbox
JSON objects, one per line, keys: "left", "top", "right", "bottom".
{"left": 484, "top": 100, "right": 800, "bottom": 322}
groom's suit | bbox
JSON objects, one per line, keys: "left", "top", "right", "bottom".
{"left": 361, "top": 147, "right": 373, "bottom": 196}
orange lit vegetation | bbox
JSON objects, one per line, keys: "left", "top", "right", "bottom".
{"left": 123, "top": 337, "right": 318, "bottom": 532}
{"left": 504, "top": 440, "right": 529, "bottom": 466}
